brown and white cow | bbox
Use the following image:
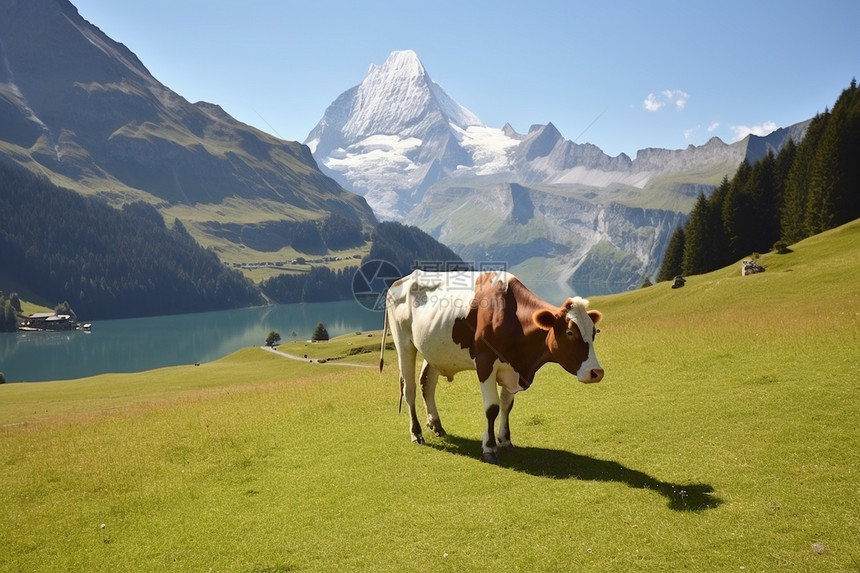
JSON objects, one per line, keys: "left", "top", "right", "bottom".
{"left": 380, "top": 269, "right": 604, "bottom": 463}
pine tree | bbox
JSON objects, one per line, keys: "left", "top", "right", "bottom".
{"left": 830, "top": 80, "right": 860, "bottom": 226}
{"left": 781, "top": 110, "right": 830, "bottom": 243}
{"left": 311, "top": 322, "right": 329, "bottom": 341}
{"left": 746, "top": 151, "right": 778, "bottom": 253}
{"left": 1, "top": 297, "right": 17, "bottom": 332}
{"left": 806, "top": 110, "right": 841, "bottom": 236}
{"left": 682, "top": 194, "right": 711, "bottom": 275}
{"left": 657, "top": 226, "right": 685, "bottom": 282}
{"left": 772, "top": 138, "right": 796, "bottom": 243}
{"left": 721, "top": 160, "right": 752, "bottom": 262}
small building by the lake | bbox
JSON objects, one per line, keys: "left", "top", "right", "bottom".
{"left": 19, "top": 313, "right": 90, "bottom": 332}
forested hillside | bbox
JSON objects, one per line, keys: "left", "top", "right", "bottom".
{"left": 659, "top": 80, "right": 860, "bottom": 280}
{"left": 259, "top": 222, "right": 463, "bottom": 304}
{"left": 0, "top": 161, "right": 469, "bottom": 318}
{"left": 365, "top": 221, "right": 464, "bottom": 276}
{"left": 0, "top": 162, "right": 263, "bottom": 320}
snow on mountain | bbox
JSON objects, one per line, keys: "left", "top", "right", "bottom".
{"left": 343, "top": 50, "right": 481, "bottom": 139}
{"left": 451, "top": 125, "right": 520, "bottom": 176}
{"left": 306, "top": 49, "right": 481, "bottom": 151}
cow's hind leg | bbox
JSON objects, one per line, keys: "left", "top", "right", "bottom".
{"left": 420, "top": 361, "right": 446, "bottom": 437}
{"left": 397, "top": 342, "right": 424, "bottom": 444}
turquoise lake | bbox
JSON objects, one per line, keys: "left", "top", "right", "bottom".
{"left": 0, "top": 300, "right": 381, "bottom": 382}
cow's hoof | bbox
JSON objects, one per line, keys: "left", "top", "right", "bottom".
{"left": 500, "top": 442, "right": 515, "bottom": 451}
{"left": 482, "top": 451, "right": 499, "bottom": 464}
{"left": 412, "top": 436, "right": 426, "bottom": 445}
{"left": 427, "top": 419, "right": 446, "bottom": 437}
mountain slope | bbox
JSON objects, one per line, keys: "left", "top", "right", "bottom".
{"left": 0, "top": 161, "right": 263, "bottom": 319}
{"left": 0, "top": 0, "right": 375, "bottom": 263}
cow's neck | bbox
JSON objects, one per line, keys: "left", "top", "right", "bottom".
{"left": 514, "top": 344, "right": 551, "bottom": 389}
{"left": 508, "top": 279, "right": 557, "bottom": 388}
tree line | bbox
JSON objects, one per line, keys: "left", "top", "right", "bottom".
{"left": 658, "top": 79, "right": 860, "bottom": 281}
{"left": 208, "top": 213, "right": 365, "bottom": 254}
{"left": 260, "top": 266, "right": 357, "bottom": 304}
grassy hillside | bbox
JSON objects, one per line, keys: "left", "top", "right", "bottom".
{"left": 1, "top": 220, "right": 857, "bottom": 571}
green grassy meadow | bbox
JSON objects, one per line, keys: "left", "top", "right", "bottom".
{"left": 2, "top": 221, "right": 858, "bottom": 571}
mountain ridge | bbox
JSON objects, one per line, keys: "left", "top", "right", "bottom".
{"left": 307, "top": 51, "right": 807, "bottom": 220}
{"left": 306, "top": 50, "right": 809, "bottom": 291}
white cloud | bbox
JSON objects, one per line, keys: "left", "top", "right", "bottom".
{"left": 708, "top": 121, "right": 720, "bottom": 132}
{"left": 730, "top": 121, "right": 778, "bottom": 141}
{"left": 668, "top": 90, "right": 689, "bottom": 110}
{"left": 643, "top": 89, "right": 689, "bottom": 112}
{"left": 643, "top": 93, "right": 664, "bottom": 111}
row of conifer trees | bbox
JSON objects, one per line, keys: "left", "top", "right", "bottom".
{"left": 658, "top": 79, "right": 860, "bottom": 281}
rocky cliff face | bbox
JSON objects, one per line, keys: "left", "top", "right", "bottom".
{"left": 408, "top": 181, "right": 685, "bottom": 295}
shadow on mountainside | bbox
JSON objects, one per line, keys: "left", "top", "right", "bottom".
{"left": 427, "top": 434, "right": 722, "bottom": 512}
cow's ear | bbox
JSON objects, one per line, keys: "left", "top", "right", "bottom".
{"left": 588, "top": 310, "right": 603, "bottom": 325}
{"left": 533, "top": 309, "right": 556, "bottom": 330}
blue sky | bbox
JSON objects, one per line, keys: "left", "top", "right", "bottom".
{"left": 72, "top": 0, "right": 858, "bottom": 158}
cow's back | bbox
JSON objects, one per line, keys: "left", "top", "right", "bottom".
{"left": 387, "top": 270, "right": 512, "bottom": 377}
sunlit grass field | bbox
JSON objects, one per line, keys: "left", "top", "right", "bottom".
{"left": 1, "top": 221, "right": 858, "bottom": 571}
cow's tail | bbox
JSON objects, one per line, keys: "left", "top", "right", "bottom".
{"left": 379, "top": 302, "right": 388, "bottom": 374}
{"left": 379, "top": 302, "right": 403, "bottom": 413}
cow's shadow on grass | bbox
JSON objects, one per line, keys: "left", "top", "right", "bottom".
{"left": 427, "top": 434, "right": 722, "bottom": 512}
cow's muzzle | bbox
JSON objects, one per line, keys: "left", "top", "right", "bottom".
{"left": 580, "top": 368, "right": 604, "bottom": 384}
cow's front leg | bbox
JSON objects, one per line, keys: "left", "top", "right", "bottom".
{"left": 479, "top": 368, "right": 501, "bottom": 463}
{"left": 420, "top": 360, "right": 445, "bottom": 437}
{"left": 498, "top": 384, "right": 517, "bottom": 450}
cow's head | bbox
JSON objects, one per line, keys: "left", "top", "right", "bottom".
{"left": 533, "top": 297, "right": 604, "bottom": 383}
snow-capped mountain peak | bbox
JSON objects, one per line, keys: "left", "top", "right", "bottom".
{"left": 304, "top": 50, "right": 484, "bottom": 219}
{"left": 344, "top": 50, "right": 481, "bottom": 140}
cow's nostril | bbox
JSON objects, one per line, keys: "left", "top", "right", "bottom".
{"left": 590, "top": 368, "right": 604, "bottom": 382}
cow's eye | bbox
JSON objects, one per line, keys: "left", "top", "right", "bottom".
{"left": 565, "top": 329, "right": 574, "bottom": 337}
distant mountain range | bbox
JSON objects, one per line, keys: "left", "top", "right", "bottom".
{"left": 0, "top": 0, "right": 376, "bottom": 265}
{"left": 307, "top": 50, "right": 809, "bottom": 292}
{"left": 0, "top": 2, "right": 811, "bottom": 299}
